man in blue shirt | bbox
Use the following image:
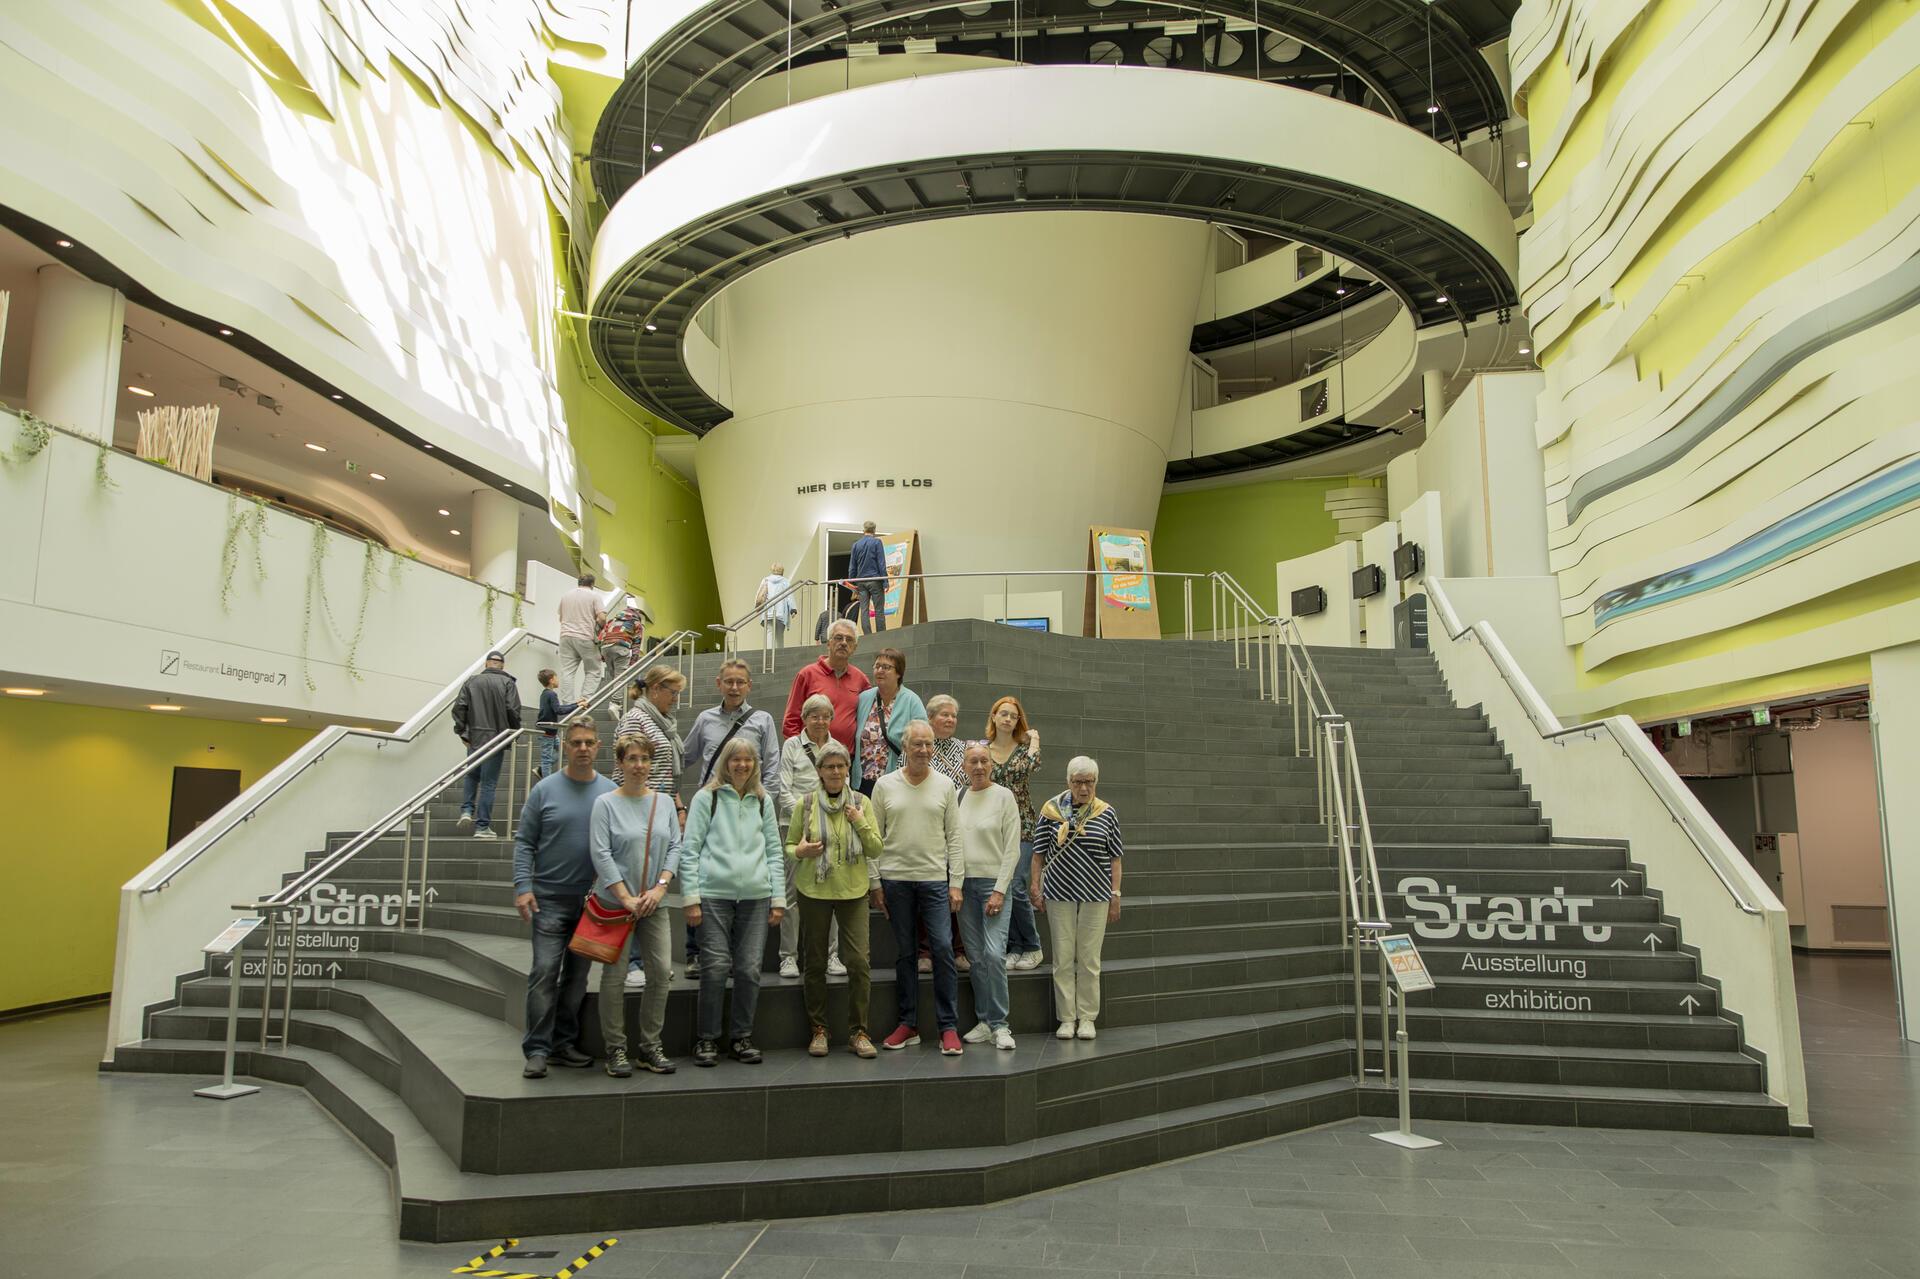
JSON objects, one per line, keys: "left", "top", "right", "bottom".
{"left": 512, "top": 719, "right": 615, "bottom": 1078}
{"left": 848, "top": 520, "right": 889, "bottom": 634}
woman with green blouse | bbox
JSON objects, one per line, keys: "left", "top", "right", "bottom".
{"left": 785, "top": 740, "right": 884, "bottom": 1058}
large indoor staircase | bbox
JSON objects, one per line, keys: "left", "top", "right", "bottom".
{"left": 108, "top": 621, "right": 1789, "bottom": 1241}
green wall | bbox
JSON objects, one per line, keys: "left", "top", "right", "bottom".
{"left": 0, "top": 701, "right": 313, "bottom": 1013}
{"left": 1152, "top": 475, "right": 1369, "bottom": 633}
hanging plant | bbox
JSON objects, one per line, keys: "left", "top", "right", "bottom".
{"left": 94, "top": 443, "right": 120, "bottom": 493}
{"left": 511, "top": 591, "right": 525, "bottom": 630}
{"left": 298, "top": 519, "right": 330, "bottom": 692}
{"left": 218, "top": 495, "right": 269, "bottom": 613}
{"left": 340, "top": 540, "right": 380, "bottom": 685}
{"left": 480, "top": 583, "right": 500, "bottom": 645}
{"left": 2, "top": 412, "right": 52, "bottom": 467}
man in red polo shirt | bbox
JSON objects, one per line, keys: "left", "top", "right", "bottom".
{"left": 783, "top": 618, "right": 871, "bottom": 748}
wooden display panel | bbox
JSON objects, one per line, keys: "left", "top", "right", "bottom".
{"left": 1083, "top": 525, "right": 1159, "bottom": 638}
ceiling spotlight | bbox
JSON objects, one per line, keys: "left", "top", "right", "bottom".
{"left": 437, "top": 508, "right": 451, "bottom": 516}
{"left": 329, "top": 393, "right": 343, "bottom": 400}
{"left": 644, "top": 322, "right": 658, "bottom": 332}
{"left": 423, "top": 443, "right": 433, "bottom": 450}
{"left": 1516, "top": 156, "right": 1530, "bottom": 169}
{"left": 55, "top": 238, "right": 73, "bottom": 248}
{"left": 148, "top": 704, "right": 184, "bottom": 712}
{"left": 1335, "top": 285, "right": 1347, "bottom": 296}
{"left": 449, "top": 528, "right": 462, "bottom": 536}
{"left": 370, "top": 472, "right": 387, "bottom": 481}
{"left": 305, "top": 442, "right": 327, "bottom": 452}
{"left": 127, "top": 385, "right": 155, "bottom": 397}
{"left": 1518, "top": 344, "right": 1532, "bottom": 355}
{"left": 1426, "top": 103, "right": 1439, "bottom": 115}
{"left": 651, "top": 142, "right": 665, "bottom": 153}
{"left": 218, "top": 327, "right": 234, "bottom": 336}
{"left": 1435, "top": 294, "right": 1449, "bottom": 304}
{"left": 4, "top": 688, "right": 47, "bottom": 696}
{"left": 258, "top": 716, "right": 288, "bottom": 724}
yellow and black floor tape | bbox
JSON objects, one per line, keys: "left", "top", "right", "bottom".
{"left": 452, "top": 1236, "right": 619, "bottom": 1279}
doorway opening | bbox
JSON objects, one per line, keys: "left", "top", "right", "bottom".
{"left": 166, "top": 766, "right": 242, "bottom": 847}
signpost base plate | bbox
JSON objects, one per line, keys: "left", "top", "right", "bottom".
{"left": 1370, "top": 1130, "right": 1441, "bottom": 1150}
{"left": 194, "top": 1082, "right": 260, "bottom": 1101}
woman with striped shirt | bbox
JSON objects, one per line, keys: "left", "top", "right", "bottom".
{"left": 1031, "top": 756, "right": 1123, "bottom": 1041}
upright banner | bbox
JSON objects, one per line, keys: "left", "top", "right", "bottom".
{"left": 1084, "top": 526, "right": 1159, "bottom": 638}
{"left": 877, "top": 529, "right": 927, "bottom": 626}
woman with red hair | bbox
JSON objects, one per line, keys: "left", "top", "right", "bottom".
{"left": 985, "top": 695, "right": 1044, "bottom": 969}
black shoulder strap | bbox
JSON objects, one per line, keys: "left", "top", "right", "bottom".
{"left": 698, "top": 711, "right": 752, "bottom": 785}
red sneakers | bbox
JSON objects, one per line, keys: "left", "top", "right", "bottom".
{"left": 881, "top": 1025, "right": 921, "bottom": 1050}
{"left": 940, "top": 1029, "right": 964, "bottom": 1057}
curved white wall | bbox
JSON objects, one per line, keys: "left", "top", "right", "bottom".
{"left": 694, "top": 211, "right": 1210, "bottom": 622}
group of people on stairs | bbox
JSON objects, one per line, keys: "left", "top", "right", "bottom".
{"left": 508, "top": 621, "right": 1124, "bottom": 1082}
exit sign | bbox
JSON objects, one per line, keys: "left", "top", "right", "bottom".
{"left": 1753, "top": 706, "right": 1771, "bottom": 726}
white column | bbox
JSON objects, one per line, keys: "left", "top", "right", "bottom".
{"left": 469, "top": 488, "right": 519, "bottom": 593}
{"left": 25, "top": 266, "right": 125, "bottom": 441}
{"left": 1869, "top": 642, "right": 1920, "bottom": 1042}
{"left": 1421, "top": 367, "right": 1447, "bottom": 431}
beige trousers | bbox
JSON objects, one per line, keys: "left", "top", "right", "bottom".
{"left": 1046, "top": 899, "right": 1110, "bottom": 1023}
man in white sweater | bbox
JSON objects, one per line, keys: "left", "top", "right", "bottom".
{"left": 871, "top": 720, "right": 965, "bottom": 1055}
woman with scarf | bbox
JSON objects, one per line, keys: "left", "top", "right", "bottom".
{"left": 853, "top": 647, "right": 928, "bottom": 796}
{"left": 785, "top": 740, "right": 884, "bottom": 1059}
{"left": 776, "top": 694, "right": 847, "bottom": 978}
{"left": 1031, "top": 756, "right": 1123, "bottom": 1041}
{"left": 617, "top": 665, "right": 692, "bottom": 978}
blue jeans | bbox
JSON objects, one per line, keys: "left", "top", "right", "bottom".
{"left": 460, "top": 743, "right": 506, "bottom": 831}
{"left": 695, "top": 899, "right": 770, "bottom": 1044}
{"left": 884, "top": 879, "right": 957, "bottom": 1031}
{"left": 523, "top": 894, "right": 590, "bottom": 1058}
{"left": 1007, "top": 840, "right": 1041, "bottom": 955}
{"left": 957, "top": 877, "right": 1012, "bottom": 1030}
{"left": 857, "top": 582, "right": 886, "bottom": 633}
{"left": 538, "top": 735, "right": 558, "bottom": 775}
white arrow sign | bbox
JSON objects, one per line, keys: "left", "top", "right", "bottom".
{"left": 1610, "top": 878, "right": 1629, "bottom": 896}
{"left": 424, "top": 887, "right": 439, "bottom": 902}
{"left": 326, "top": 961, "right": 343, "bottom": 979}
{"left": 1643, "top": 933, "right": 1663, "bottom": 951}
{"left": 1679, "top": 995, "right": 1700, "bottom": 1015}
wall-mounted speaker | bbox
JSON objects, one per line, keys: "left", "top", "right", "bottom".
{"left": 1392, "top": 541, "right": 1425, "bottom": 581}
{"left": 1291, "top": 585, "right": 1327, "bottom": 617}
{"left": 1351, "top": 564, "right": 1384, "bottom": 599}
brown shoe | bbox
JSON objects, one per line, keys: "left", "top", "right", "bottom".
{"left": 849, "top": 1032, "right": 877, "bottom": 1059}
{"left": 808, "top": 1026, "right": 829, "bottom": 1057}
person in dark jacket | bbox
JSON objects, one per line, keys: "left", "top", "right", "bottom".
{"left": 454, "top": 650, "right": 522, "bottom": 839}
{"left": 848, "top": 521, "right": 889, "bottom": 634}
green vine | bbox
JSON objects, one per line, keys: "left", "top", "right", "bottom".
{"left": 2, "top": 412, "right": 52, "bottom": 467}
{"left": 298, "top": 520, "right": 329, "bottom": 692}
{"left": 341, "top": 540, "right": 379, "bottom": 685}
{"left": 218, "top": 494, "right": 269, "bottom": 613}
{"left": 511, "top": 591, "right": 525, "bottom": 630}
{"left": 94, "top": 443, "right": 120, "bottom": 493}
{"left": 480, "top": 584, "right": 500, "bottom": 645}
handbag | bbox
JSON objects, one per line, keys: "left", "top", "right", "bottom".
{"left": 560, "top": 798, "right": 660, "bottom": 956}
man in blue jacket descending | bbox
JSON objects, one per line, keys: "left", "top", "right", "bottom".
{"left": 848, "top": 520, "right": 889, "bottom": 634}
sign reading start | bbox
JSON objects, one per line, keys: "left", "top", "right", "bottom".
{"left": 794, "top": 477, "right": 935, "bottom": 495}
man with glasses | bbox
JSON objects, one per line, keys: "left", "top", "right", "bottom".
{"left": 782, "top": 619, "right": 871, "bottom": 751}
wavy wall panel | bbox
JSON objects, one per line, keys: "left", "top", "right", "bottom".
{"left": 1513, "top": 0, "right": 1920, "bottom": 719}
{"left": 0, "top": 0, "right": 616, "bottom": 525}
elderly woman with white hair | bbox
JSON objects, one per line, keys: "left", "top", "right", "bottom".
{"left": 776, "top": 693, "right": 847, "bottom": 978}
{"left": 755, "top": 561, "right": 795, "bottom": 651}
{"left": 1031, "top": 756, "right": 1124, "bottom": 1041}
{"left": 680, "top": 736, "right": 785, "bottom": 1067}
{"left": 785, "top": 739, "right": 883, "bottom": 1058}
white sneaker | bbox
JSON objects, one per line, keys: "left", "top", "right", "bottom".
{"left": 455, "top": 812, "right": 475, "bottom": 834}
{"left": 826, "top": 956, "right": 847, "bottom": 977}
{"left": 1076, "top": 1021, "right": 1097, "bottom": 1040}
{"left": 778, "top": 957, "right": 800, "bottom": 979}
{"left": 624, "top": 967, "right": 646, "bottom": 990}
{"left": 1055, "top": 1021, "right": 1076, "bottom": 1040}
{"left": 993, "top": 1027, "right": 1017, "bottom": 1051}
{"left": 472, "top": 828, "right": 498, "bottom": 840}
{"left": 963, "top": 1023, "right": 993, "bottom": 1044}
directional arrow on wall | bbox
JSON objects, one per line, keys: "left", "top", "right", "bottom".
{"left": 425, "top": 887, "right": 439, "bottom": 902}
{"left": 1611, "top": 878, "right": 1629, "bottom": 895}
{"left": 1679, "top": 995, "right": 1700, "bottom": 1015}
{"left": 1643, "top": 933, "right": 1662, "bottom": 951}
{"left": 326, "top": 961, "right": 343, "bottom": 979}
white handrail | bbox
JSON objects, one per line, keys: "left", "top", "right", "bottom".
{"left": 1424, "top": 578, "right": 1761, "bottom": 915}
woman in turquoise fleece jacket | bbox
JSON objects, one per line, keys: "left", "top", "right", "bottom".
{"left": 853, "top": 647, "right": 929, "bottom": 794}
{"left": 680, "top": 737, "right": 784, "bottom": 1065}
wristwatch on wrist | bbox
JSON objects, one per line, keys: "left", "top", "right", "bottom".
{"left": 657, "top": 874, "right": 673, "bottom": 887}
{"left": 1110, "top": 891, "right": 1122, "bottom": 900}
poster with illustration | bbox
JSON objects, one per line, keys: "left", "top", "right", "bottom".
{"left": 1099, "top": 533, "right": 1151, "bottom": 611}
{"left": 881, "top": 534, "right": 912, "bottom": 618}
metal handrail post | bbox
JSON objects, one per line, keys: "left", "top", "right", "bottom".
{"left": 195, "top": 947, "right": 259, "bottom": 1100}
{"left": 417, "top": 808, "right": 433, "bottom": 933}
{"left": 256, "top": 914, "right": 278, "bottom": 1049}
{"left": 278, "top": 908, "right": 298, "bottom": 1049}
{"left": 1377, "top": 939, "right": 1393, "bottom": 1085}
{"left": 1184, "top": 577, "right": 1193, "bottom": 640}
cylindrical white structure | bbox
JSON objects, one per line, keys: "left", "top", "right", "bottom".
{"left": 26, "top": 266, "right": 125, "bottom": 441}
{"left": 469, "top": 488, "right": 520, "bottom": 592}
{"left": 694, "top": 211, "right": 1211, "bottom": 623}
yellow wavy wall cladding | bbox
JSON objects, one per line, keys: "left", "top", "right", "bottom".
{"left": 1512, "top": 0, "right": 1920, "bottom": 721}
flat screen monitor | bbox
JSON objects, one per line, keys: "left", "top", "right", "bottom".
{"left": 1290, "top": 585, "right": 1327, "bottom": 617}
{"left": 998, "top": 617, "right": 1050, "bottom": 632}
{"left": 1352, "top": 564, "right": 1385, "bottom": 599}
{"left": 1393, "top": 541, "right": 1425, "bottom": 581}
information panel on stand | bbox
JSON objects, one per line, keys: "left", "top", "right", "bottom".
{"left": 1379, "top": 934, "right": 1435, "bottom": 993}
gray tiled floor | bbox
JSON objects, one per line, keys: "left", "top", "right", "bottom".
{"left": 3, "top": 954, "right": 1913, "bottom": 1279}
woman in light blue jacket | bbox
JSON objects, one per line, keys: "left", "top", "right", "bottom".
{"left": 680, "top": 737, "right": 784, "bottom": 1067}
{"left": 590, "top": 733, "right": 680, "bottom": 1080}
{"left": 853, "top": 647, "right": 928, "bottom": 795}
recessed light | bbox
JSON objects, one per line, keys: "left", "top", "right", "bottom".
{"left": 1435, "top": 294, "right": 1449, "bottom": 304}
{"left": 370, "top": 472, "right": 386, "bottom": 481}
{"left": 423, "top": 443, "right": 433, "bottom": 450}
{"left": 329, "top": 393, "right": 343, "bottom": 400}
{"left": 1426, "top": 103, "right": 1439, "bottom": 115}
{"left": 449, "top": 528, "right": 462, "bottom": 536}
{"left": 218, "top": 328, "right": 233, "bottom": 336}
{"left": 305, "top": 442, "right": 327, "bottom": 452}
{"left": 1335, "top": 286, "right": 1346, "bottom": 295}
{"left": 437, "top": 507, "right": 450, "bottom": 516}
{"left": 55, "top": 238, "right": 73, "bottom": 248}
{"left": 258, "top": 716, "right": 288, "bottom": 723}
{"left": 4, "top": 688, "right": 46, "bottom": 696}
{"left": 149, "top": 704, "right": 184, "bottom": 712}
{"left": 644, "top": 322, "right": 658, "bottom": 332}
{"left": 1518, "top": 344, "right": 1532, "bottom": 355}
{"left": 1516, "top": 157, "right": 1530, "bottom": 169}
{"left": 127, "top": 385, "right": 155, "bottom": 397}
{"left": 651, "top": 142, "right": 664, "bottom": 153}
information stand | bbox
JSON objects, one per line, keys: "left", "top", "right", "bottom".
{"left": 195, "top": 917, "right": 264, "bottom": 1100}
{"left": 1371, "top": 933, "right": 1441, "bottom": 1149}
{"left": 1083, "top": 526, "right": 1159, "bottom": 638}
{"left": 876, "top": 529, "right": 927, "bottom": 627}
